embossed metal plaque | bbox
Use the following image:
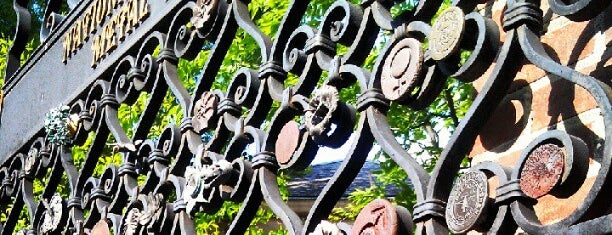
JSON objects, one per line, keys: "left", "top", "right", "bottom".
{"left": 351, "top": 199, "right": 399, "bottom": 235}
{"left": 429, "top": 6, "right": 465, "bottom": 61}
{"left": 446, "top": 171, "right": 489, "bottom": 233}
{"left": 520, "top": 143, "right": 565, "bottom": 198}
{"left": 381, "top": 37, "right": 423, "bottom": 102}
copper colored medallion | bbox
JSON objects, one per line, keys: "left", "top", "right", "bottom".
{"left": 275, "top": 121, "right": 301, "bottom": 164}
{"left": 381, "top": 37, "right": 423, "bottom": 102}
{"left": 91, "top": 220, "right": 110, "bottom": 235}
{"left": 446, "top": 171, "right": 489, "bottom": 234}
{"left": 429, "top": 6, "right": 465, "bottom": 61}
{"left": 351, "top": 199, "right": 398, "bottom": 235}
{"left": 520, "top": 143, "right": 565, "bottom": 198}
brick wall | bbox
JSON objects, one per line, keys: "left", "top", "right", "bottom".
{"left": 469, "top": 3, "right": 610, "bottom": 225}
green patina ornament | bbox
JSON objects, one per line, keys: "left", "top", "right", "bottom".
{"left": 44, "top": 105, "right": 76, "bottom": 146}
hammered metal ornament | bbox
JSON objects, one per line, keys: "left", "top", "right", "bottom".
{"left": 139, "top": 193, "right": 164, "bottom": 226}
{"left": 123, "top": 208, "right": 142, "bottom": 235}
{"left": 381, "top": 37, "right": 423, "bottom": 102}
{"left": 429, "top": 6, "right": 465, "bottom": 61}
{"left": 310, "top": 220, "right": 344, "bottom": 235}
{"left": 446, "top": 171, "right": 489, "bottom": 233}
{"left": 192, "top": 92, "right": 220, "bottom": 134}
{"left": 24, "top": 148, "right": 39, "bottom": 176}
{"left": 520, "top": 143, "right": 565, "bottom": 198}
{"left": 39, "top": 194, "right": 64, "bottom": 234}
{"left": 305, "top": 85, "right": 339, "bottom": 137}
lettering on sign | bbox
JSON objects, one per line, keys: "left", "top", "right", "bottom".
{"left": 62, "top": 0, "right": 150, "bottom": 67}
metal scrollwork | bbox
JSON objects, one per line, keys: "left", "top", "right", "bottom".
{"left": 0, "top": 0, "right": 610, "bottom": 234}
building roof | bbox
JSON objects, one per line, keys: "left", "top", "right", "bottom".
{"left": 287, "top": 160, "right": 404, "bottom": 199}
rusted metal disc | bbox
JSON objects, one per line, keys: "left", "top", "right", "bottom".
{"left": 429, "top": 6, "right": 465, "bottom": 61}
{"left": 275, "top": 121, "right": 301, "bottom": 164}
{"left": 381, "top": 37, "right": 423, "bottom": 102}
{"left": 446, "top": 171, "right": 489, "bottom": 234}
{"left": 520, "top": 143, "right": 565, "bottom": 198}
{"left": 91, "top": 220, "right": 110, "bottom": 235}
{"left": 351, "top": 199, "right": 399, "bottom": 235}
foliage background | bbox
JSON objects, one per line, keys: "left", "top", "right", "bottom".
{"left": 0, "top": 0, "right": 473, "bottom": 234}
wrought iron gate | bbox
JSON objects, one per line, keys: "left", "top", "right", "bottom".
{"left": 1, "top": 0, "right": 610, "bottom": 234}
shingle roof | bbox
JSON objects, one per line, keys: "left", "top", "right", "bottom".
{"left": 287, "top": 160, "right": 404, "bottom": 199}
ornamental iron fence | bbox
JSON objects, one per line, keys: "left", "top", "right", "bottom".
{"left": 0, "top": 0, "right": 610, "bottom": 234}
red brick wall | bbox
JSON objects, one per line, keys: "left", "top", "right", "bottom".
{"left": 469, "top": 3, "right": 610, "bottom": 225}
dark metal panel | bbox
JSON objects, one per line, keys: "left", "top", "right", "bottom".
{"left": 0, "top": 0, "right": 188, "bottom": 163}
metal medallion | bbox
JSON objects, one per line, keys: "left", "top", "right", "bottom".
{"left": 520, "top": 143, "right": 565, "bottom": 198}
{"left": 275, "top": 121, "right": 301, "bottom": 164}
{"left": 90, "top": 220, "right": 110, "bottom": 235}
{"left": 381, "top": 37, "right": 423, "bottom": 102}
{"left": 446, "top": 171, "right": 489, "bottom": 234}
{"left": 429, "top": 6, "right": 465, "bottom": 61}
{"left": 351, "top": 199, "right": 398, "bottom": 235}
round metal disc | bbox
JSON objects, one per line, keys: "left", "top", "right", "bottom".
{"left": 429, "top": 6, "right": 465, "bottom": 61}
{"left": 275, "top": 121, "right": 301, "bottom": 164}
{"left": 520, "top": 143, "right": 565, "bottom": 198}
{"left": 91, "top": 220, "right": 110, "bottom": 235}
{"left": 381, "top": 37, "right": 423, "bottom": 102}
{"left": 351, "top": 199, "right": 398, "bottom": 235}
{"left": 446, "top": 171, "right": 489, "bottom": 233}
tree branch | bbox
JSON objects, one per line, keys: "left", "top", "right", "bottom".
{"left": 444, "top": 88, "right": 460, "bottom": 127}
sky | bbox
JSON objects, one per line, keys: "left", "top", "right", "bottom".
{"left": 311, "top": 126, "right": 452, "bottom": 165}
